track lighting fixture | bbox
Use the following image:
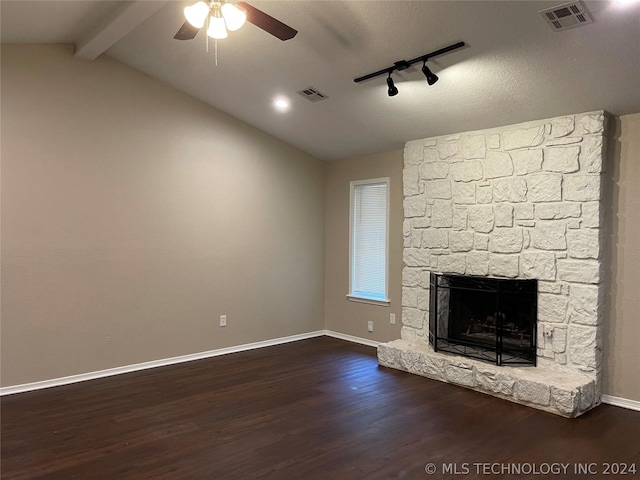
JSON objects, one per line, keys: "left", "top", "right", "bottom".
{"left": 422, "top": 61, "right": 439, "bottom": 86}
{"left": 387, "top": 73, "right": 399, "bottom": 97}
{"left": 354, "top": 42, "right": 465, "bottom": 96}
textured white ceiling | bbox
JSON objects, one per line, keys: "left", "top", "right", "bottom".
{"left": 2, "top": 0, "right": 640, "bottom": 160}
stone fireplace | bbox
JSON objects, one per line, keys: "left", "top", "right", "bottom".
{"left": 377, "top": 111, "right": 606, "bottom": 417}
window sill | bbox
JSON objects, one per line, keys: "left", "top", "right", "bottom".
{"left": 346, "top": 295, "right": 391, "bottom": 307}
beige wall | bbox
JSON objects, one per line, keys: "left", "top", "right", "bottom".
{"left": 604, "top": 113, "right": 640, "bottom": 401}
{"left": 1, "top": 45, "right": 326, "bottom": 386}
{"left": 324, "top": 150, "right": 403, "bottom": 341}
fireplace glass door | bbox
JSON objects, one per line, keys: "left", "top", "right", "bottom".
{"left": 428, "top": 273, "right": 537, "bottom": 366}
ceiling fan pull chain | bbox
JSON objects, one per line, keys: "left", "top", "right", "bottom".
{"left": 215, "top": 39, "right": 219, "bottom": 67}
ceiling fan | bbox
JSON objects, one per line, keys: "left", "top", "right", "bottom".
{"left": 174, "top": 1, "right": 298, "bottom": 42}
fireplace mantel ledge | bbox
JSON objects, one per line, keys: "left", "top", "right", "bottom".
{"left": 378, "top": 339, "right": 599, "bottom": 418}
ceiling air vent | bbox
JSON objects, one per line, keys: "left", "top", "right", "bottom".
{"left": 296, "top": 87, "right": 329, "bottom": 103}
{"left": 540, "top": 1, "right": 593, "bottom": 31}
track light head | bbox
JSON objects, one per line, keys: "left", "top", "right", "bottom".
{"left": 422, "top": 62, "right": 439, "bottom": 86}
{"left": 387, "top": 73, "right": 399, "bottom": 97}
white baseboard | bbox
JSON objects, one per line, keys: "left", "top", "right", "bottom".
{"left": 8, "top": 330, "right": 637, "bottom": 414}
{"left": 0, "top": 331, "right": 325, "bottom": 397}
{"left": 324, "top": 330, "right": 380, "bottom": 348}
{"left": 602, "top": 394, "right": 640, "bottom": 412}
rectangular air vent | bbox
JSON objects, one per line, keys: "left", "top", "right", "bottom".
{"left": 296, "top": 87, "right": 329, "bottom": 103}
{"left": 540, "top": 1, "right": 593, "bottom": 31}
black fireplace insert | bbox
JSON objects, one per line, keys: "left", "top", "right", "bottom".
{"left": 428, "top": 273, "right": 537, "bottom": 366}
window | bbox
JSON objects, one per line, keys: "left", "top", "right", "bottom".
{"left": 348, "top": 178, "right": 390, "bottom": 306}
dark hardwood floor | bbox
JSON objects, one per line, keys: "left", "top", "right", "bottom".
{"left": 2, "top": 336, "right": 639, "bottom": 479}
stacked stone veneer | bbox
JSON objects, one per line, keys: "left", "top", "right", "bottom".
{"left": 378, "top": 111, "right": 607, "bottom": 417}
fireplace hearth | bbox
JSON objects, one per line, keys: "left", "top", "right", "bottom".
{"left": 378, "top": 110, "right": 606, "bottom": 417}
{"left": 429, "top": 273, "right": 537, "bottom": 366}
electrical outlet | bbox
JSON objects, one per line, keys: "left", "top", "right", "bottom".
{"left": 390, "top": 313, "right": 396, "bottom": 325}
{"left": 367, "top": 321, "right": 374, "bottom": 333}
{"left": 220, "top": 315, "right": 227, "bottom": 327}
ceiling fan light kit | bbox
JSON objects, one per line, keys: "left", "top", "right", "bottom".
{"left": 355, "top": 41, "right": 466, "bottom": 97}
{"left": 174, "top": 1, "right": 298, "bottom": 42}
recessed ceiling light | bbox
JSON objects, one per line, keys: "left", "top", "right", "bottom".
{"left": 273, "top": 97, "right": 290, "bottom": 112}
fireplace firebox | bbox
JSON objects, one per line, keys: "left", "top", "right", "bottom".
{"left": 429, "top": 273, "right": 537, "bottom": 366}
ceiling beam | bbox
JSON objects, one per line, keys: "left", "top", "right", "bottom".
{"left": 74, "top": 1, "right": 168, "bottom": 61}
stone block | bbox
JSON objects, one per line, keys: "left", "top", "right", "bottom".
{"left": 377, "top": 343, "right": 399, "bottom": 367}
{"left": 450, "top": 231, "right": 475, "bottom": 252}
{"left": 438, "top": 254, "right": 467, "bottom": 274}
{"left": 514, "top": 204, "right": 535, "bottom": 220}
{"left": 551, "top": 387, "right": 579, "bottom": 417}
{"left": 404, "top": 196, "right": 428, "bottom": 217}
{"left": 568, "top": 325, "right": 601, "bottom": 369}
{"left": 531, "top": 222, "right": 567, "bottom": 250}
{"left": 493, "top": 177, "right": 528, "bottom": 203}
{"left": 402, "top": 307, "right": 425, "bottom": 328}
{"left": 575, "top": 112, "right": 605, "bottom": 135}
{"left": 402, "top": 267, "right": 422, "bottom": 287}
{"left": 475, "top": 234, "right": 490, "bottom": 251}
{"left": 468, "top": 205, "right": 495, "bottom": 233}
{"left": 567, "top": 229, "right": 600, "bottom": 259}
{"left": 538, "top": 281, "right": 562, "bottom": 294}
{"left": 402, "top": 288, "right": 419, "bottom": 308}
{"left": 445, "top": 363, "right": 475, "bottom": 387}
{"left": 403, "top": 219, "right": 412, "bottom": 237}
{"left": 431, "top": 201, "right": 453, "bottom": 228}
{"left": 489, "top": 255, "right": 519, "bottom": 277}
{"left": 489, "top": 229, "right": 523, "bottom": 253}
{"left": 515, "top": 379, "right": 551, "bottom": 406}
{"left": 477, "top": 185, "right": 493, "bottom": 204}
{"left": 580, "top": 136, "right": 604, "bottom": 173}
{"left": 581, "top": 202, "right": 601, "bottom": 228}
{"left": 411, "top": 217, "right": 432, "bottom": 229}
{"left": 422, "top": 229, "right": 449, "bottom": 248}
{"left": 417, "top": 288, "right": 430, "bottom": 311}
{"left": 424, "top": 148, "right": 437, "bottom": 163}
{"left": 452, "top": 207, "right": 468, "bottom": 231}
{"left": 494, "top": 204, "right": 514, "bottom": 227}
{"left": 421, "top": 356, "right": 446, "bottom": 380}
{"left": 558, "top": 260, "right": 601, "bottom": 284}
{"left": 543, "top": 146, "right": 580, "bottom": 173}
{"left": 512, "top": 149, "right": 543, "bottom": 175}
{"left": 521, "top": 252, "right": 557, "bottom": 281}
{"left": 568, "top": 285, "right": 602, "bottom": 325}
{"left": 452, "top": 182, "right": 476, "bottom": 204}
{"left": 461, "top": 134, "right": 487, "bottom": 160}
{"left": 550, "top": 116, "right": 575, "bottom": 138}
{"left": 579, "top": 382, "right": 596, "bottom": 412}
{"left": 403, "top": 248, "right": 430, "bottom": 267}
{"left": 528, "top": 174, "right": 562, "bottom": 202}
{"left": 466, "top": 252, "right": 490, "bottom": 276}
{"left": 564, "top": 175, "right": 601, "bottom": 202}
{"left": 487, "top": 134, "right": 500, "bottom": 149}
{"left": 403, "top": 166, "right": 420, "bottom": 196}
{"left": 536, "top": 203, "right": 581, "bottom": 219}
{"left": 425, "top": 179, "right": 452, "bottom": 199}
{"left": 438, "top": 142, "right": 459, "bottom": 160}
{"left": 420, "top": 161, "right": 450, "bottom": 180}
{"left": 483, "top": 151, "right": 514, "bottom": 178}
{"left": 502, "top": 125, "right": 546, "bottom": 150}
{"left": 451, "top": 161, "right": 483, "bottom": 182}
{"left": 551, "top": 327, "right": 567, "bottom": 353}
{"left": 400, "top": 349, "right": 424, "bottom": 372}
{"left": 476, "top": 369, "right": 515, "bottom": 396}
{"left": 404, "top": 140, "right": 424, "bottom": 166}
{"left": 538, "top": 293, "right": 568, "bottom": 323}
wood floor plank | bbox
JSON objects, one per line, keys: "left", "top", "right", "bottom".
{"left": 2, "top": 336, "right": 639, "bottom": 479}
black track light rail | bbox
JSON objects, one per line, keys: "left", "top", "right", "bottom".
{"left": 353, "top": 41, "right": 465, "bottom": 83}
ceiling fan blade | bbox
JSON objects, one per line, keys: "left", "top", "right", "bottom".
{"left": 174, "top": 21, "right": 200, "bottom": 40}
{"left": 237, "top": 2, "right": 297, "bottom": 41}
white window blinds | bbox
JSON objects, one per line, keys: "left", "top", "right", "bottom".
{"left": 350, "top": 179, "right": 389, "bottom": 303}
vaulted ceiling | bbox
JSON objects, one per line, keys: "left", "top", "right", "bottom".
{"left": 2, "top": 1, "right": 639, "bottom": 160}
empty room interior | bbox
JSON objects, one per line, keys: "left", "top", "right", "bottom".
{"left": 1, "top": 0, "right": 639, "bottom": 478}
